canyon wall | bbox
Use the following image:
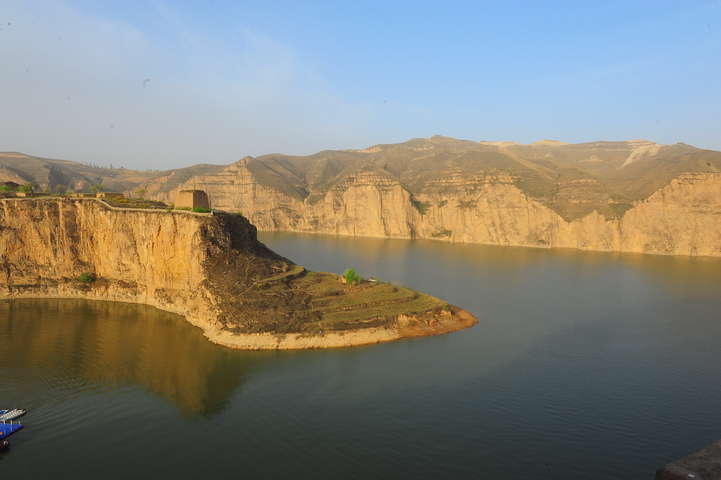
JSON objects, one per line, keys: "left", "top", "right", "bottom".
{"left": 145, "top": 166, "right": 721, "bottom": 257}
{"left": 0, "top": 198, "right": 258, "bottom": 334}
{"left": 0, "top": 198, "right": 476, "bottom": 348}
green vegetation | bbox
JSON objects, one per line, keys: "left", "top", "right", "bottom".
{"left": 90, "top": 183, "right": 106, "bottom": 194}
{"left": 302, "top": 273, "right": 444, "bottom": 328}
{"left": 430, "top": 229, "right": 452, "bottom": 238}
{"left": 457, "top": 200, "right": 476, "bottom": 209}
{"left": 18, "top": 182, "right": 38, "bottom": 193}
{"left": 193, "top": 207, "right": 212, "bottom": 213}
{"left": 102, "top": 197, "right": 168, "bottom": 210}
{"left": 134, "top": 188, "right": 146, "bottom": 200}
{"left": 411, "top": 200, "right": 431, "bottom": 215}
{"left": 343, "top": 268, "right": 362, "bottom": 285}
{"left": 437, "top": 200, "right": 448, "bottom": 208}
{"left": 79, "top": 272, "right": 95, "bottom": 283}
{"left": 54, "top": 184, "right": 67, "bottom": 195}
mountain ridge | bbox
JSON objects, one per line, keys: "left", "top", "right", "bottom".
{"left": 3, "top": 136, "right": 720, "bottom": 256}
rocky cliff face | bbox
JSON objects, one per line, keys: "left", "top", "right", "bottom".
{"left": 141, "top": 140, "right": 721, "bottom": 256}
{"left": 0, "top": 198, "right": 476, "bottom": 348}
{"left": 0, "top": 198, "right": 256, "bottom": 333}
{"left": 6, "top": 137, "right": 720, "bottom": 257}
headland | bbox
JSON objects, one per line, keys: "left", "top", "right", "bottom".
{"left": 0, "top": 197, "right": 476, "bottom": 349}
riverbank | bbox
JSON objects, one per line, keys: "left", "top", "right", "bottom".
{"left": 204, "top": 305, "right": 477, "bottom": 350}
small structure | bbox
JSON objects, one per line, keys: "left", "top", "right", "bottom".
{"left": 176, "top": 190, "right": 210, "bottom": 210}
{"left": 96, "top": 192, "right": 124, "bottom": 198}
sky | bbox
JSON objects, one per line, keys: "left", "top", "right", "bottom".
{"left": 1, "top": 1, "right": 720, "bottom": 171}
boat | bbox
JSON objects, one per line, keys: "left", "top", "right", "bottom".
{"left": 0, "top": 409, "right": 26, "bottom": 440}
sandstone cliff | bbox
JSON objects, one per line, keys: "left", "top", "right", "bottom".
{"left": 0, "top": 198, "right": 475, "bottom": 348}
{"left": 137, "top": 138, "right": 721, "bottom": 256}
{"left": 6, "top": 137, "right": 720, "bottom": 257}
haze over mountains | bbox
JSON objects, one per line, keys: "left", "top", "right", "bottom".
{"left": 2, "top": 136, "right": 720, "bottom": 256}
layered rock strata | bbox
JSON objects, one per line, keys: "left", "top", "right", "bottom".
{"left": 145, "top": 167, "right": 721, "bottom": 257}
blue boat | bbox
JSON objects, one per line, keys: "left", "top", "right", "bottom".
{"left": 0, "top": 409, "right": 26, "bottom": 440}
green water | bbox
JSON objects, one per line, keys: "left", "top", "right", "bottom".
{"left": 1, "top": 233, "right": 720, "bottom": 479}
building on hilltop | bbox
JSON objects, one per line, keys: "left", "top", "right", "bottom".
{"left": 175, "top": 190, "right": 210, "bottom": 210}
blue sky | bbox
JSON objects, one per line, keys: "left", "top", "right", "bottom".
{"left": 1, "top": 1, "right": 719, "bottom": 170}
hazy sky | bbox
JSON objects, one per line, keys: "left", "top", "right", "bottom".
{"left": 2, "top": 1, "right": 720, "bottom": 171}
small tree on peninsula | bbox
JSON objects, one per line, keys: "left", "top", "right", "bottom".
{"left": 343, "top": 268, "right": 362, "bottom": 285}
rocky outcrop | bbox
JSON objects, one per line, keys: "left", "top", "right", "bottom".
{"left": 0, "top": 198, "right": 232, "bottom": 334}
{"left": 0, "top": 198, "right": 476, "bottom": 348}
{"left": 145, "top": 166, "right": 721, "bottom": 257}
{"left": 7, "top": 137, "right": 721, "bottom": 257}
{"left": 656, "top": 439, "right": 721, "bottom": 480}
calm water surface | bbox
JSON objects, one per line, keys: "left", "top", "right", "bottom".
{"left": 1, "top": 233, "right": 720, "bottom": 479}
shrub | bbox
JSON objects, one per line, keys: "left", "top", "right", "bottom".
{"left": 343, "top": 268, "right": 361, "bottom": 285}
{"left": 412, "top": 200, "right": 431, "bottom": 215}
{"left": 193, "top": 207, "right": 212, "bottom": 213}
{"left": 79, "top": 272, "right": 95, "bottom": 283}
{"left": 437, "top": 200, "right": 448, "bottom": 208}
{"left": 430, "top": 229, "right": 452, "bottom": 238}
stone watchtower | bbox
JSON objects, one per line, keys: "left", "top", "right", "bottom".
{"left": 175, "top": 190, "right": 210, "bottom": 210}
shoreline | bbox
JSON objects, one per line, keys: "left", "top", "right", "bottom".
{"left": 205, "top": 305, "right": 478, "bottom": 350}
{"left": 0, "top": 293, "right": 478, "bottom": 350}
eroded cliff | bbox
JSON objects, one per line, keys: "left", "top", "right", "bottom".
{"left": 6, "top": 137, "right": 720, "bottom": 257}
{"left": 139, "top": 138, "right": 721, "bottom": 256}
{"left": 0, "top": 198, "right": 475, "bottom": 348}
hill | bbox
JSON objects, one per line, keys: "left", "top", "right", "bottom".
{"left": 3, "top": 137, "right": 720, "bottom": 256}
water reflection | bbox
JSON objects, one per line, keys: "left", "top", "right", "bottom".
{"left": 0, "top": 299, "right": 252, "bottom": 417}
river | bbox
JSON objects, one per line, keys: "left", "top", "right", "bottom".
{"left": 1, "top": 232, "right": 720, "bottom": 479}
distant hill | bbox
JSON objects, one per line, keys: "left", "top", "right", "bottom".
{"left": 138, "top": 135, "right": 720, "bottom": 221}
{"left": 0, "top": 152, "right": 166, "bottom": 194}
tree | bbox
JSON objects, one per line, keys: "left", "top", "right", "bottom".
{"left": 0, "top": 185, "right": 11, "bottom": 194}
{"left": 134, "top": 188, "right": 147, "bottom": 200}
{"left": 343, "top": 268, "right": 362, "bottom": 285}
{"left": 54, "top": 184, "right": 68, "bottom": 195}
{"left": 90, "top": 183, "right": 106, "bottom": 194}
{"left": 19, "top": 182, "right": 38, "bottom": 193}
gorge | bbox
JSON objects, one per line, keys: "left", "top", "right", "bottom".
{"left": 3, "top": 136, "right": 720, "bottom": 257}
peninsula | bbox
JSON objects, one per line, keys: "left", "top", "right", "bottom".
{"left": 0, "top": 197, "right": 476, "bottom": 349}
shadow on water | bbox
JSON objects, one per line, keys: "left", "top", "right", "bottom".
{"left": 0, "top": 299, "right": 257, "bottom": 418}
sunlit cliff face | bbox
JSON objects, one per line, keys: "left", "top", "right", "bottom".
{"left": 133, "top": 138, "right": 721, "bottom": 256}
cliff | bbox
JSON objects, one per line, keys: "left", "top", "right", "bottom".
{"left": 135, "top": 137, "right": 721, "bottom": 257}
{"left": 6, "top": 137, "right": 721, "bottom": 257}
{"left": 0, "top": 198, "right": 475, "bottom": 349}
